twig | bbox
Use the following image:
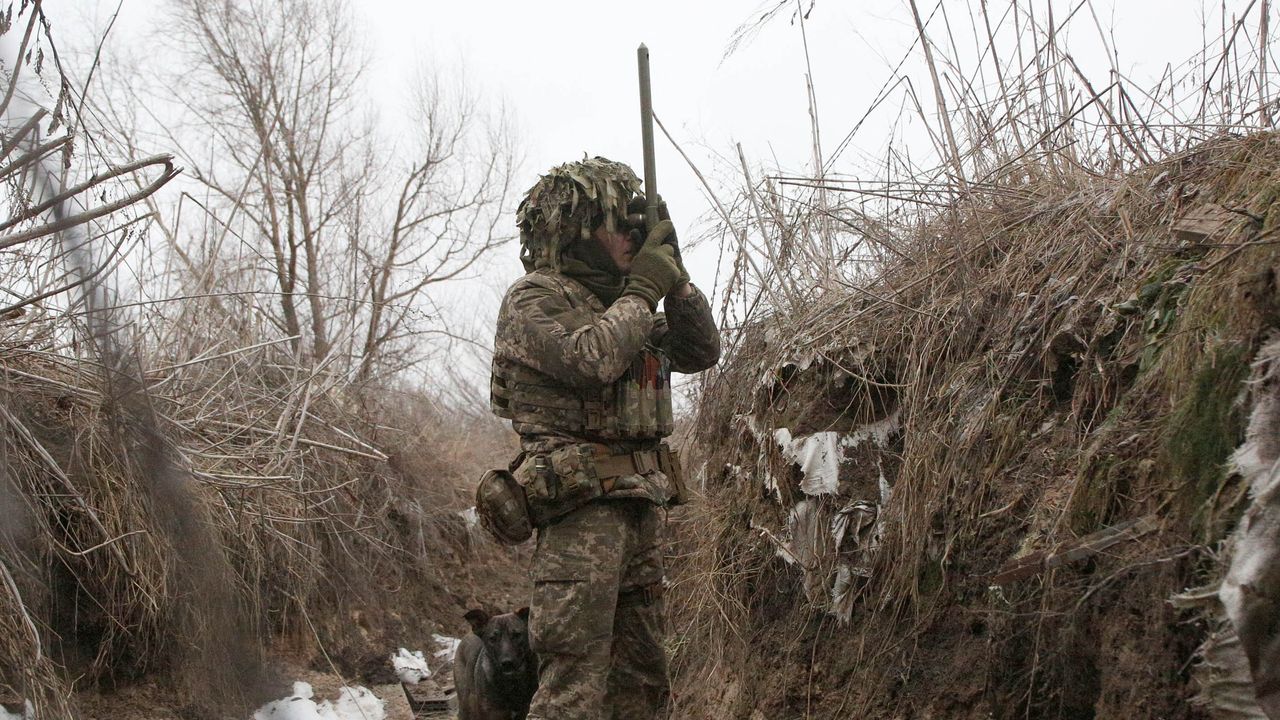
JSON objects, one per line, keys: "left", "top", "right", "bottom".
{"left": 0, "top": 154, "right": 180, "bottom": 249}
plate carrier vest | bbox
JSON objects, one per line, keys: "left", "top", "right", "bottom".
{"left": 491, "top": 347, "right": 674, "bottom": 440}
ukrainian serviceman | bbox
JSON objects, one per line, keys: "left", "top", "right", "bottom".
{"left": 486, "top": 157, "right": 719, "bottom": 719}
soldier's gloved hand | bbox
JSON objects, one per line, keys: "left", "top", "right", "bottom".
{"left": 628, "top": 195, "right": 690, "bottom": 286}
{"left": 622, "top": 219, "right": 682, "bottom": 311}
{"left": 655, "top": 196, "right": 690, "bottom": 286}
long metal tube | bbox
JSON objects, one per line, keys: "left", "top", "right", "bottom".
{"left": 637, "top": 43, "right": 660, "bottom": 228}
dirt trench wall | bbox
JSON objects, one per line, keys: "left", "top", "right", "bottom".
{"left": 0, "top": 352, "right": 517, "bottom": 718}
{"left": 669, "top": 133, "right": 1280, "bottom": 719}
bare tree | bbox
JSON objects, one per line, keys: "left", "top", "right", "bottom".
{"left": 158, "top": 0, "right": 515, "bottom": 378}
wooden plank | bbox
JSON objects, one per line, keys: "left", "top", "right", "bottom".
{"left": 1172, "top": 204, "right": 1235, "bottom": 243}
{"left": 402, "top": 679, "right": 453, "bottom": 716}
{"left": 373, "top": 684, "right": 414, "bottom": 720}
{"left": 991, "top": 514, "right": 1160, "bottom": 585}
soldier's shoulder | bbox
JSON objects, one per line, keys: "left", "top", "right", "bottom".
{"left": 499, "top": 271, "right": 570, "bottom": 325}
{"left": 506, "top": 268, "right": 574, "bottom": 295}
{"left": 504, "top": 269, "right": 587, "bottom": 305}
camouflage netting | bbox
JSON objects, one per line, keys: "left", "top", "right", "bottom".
{"left": 516, "top": 156, "right": 642, "bottom": 270}
{"left": 669, "top": 132, "right": 1280, "bottom": 719}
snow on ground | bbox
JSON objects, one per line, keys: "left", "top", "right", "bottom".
{"left": 432, "top": 634, "right": 461, "bottom": 665}
{"left": 0, "top": 701, "right": 31, "bottom": 720}
{"left": 391, "top": 648, "right": 431, "bottom": 684}
{"left": 252, "top": 682, "right": 385, "bottom": 720}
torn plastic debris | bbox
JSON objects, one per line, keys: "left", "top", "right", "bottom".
{"left": 787, "top": 499, "right": 822, "bottom": 570}
{"left": 768, "top": 411, "right": 901, "bottom": 499}
{"left": 831, "top": 500, "right": 879, "bottom": 568}
{"left": 830, "top": 564, "right": 857, "bottom": 624}
{"left": 734, "top": 414, "right": 782, "bottom": 502}
{"left": 392, "top": 647, "right": 431, "bottom": 684}
{"left": 1219, "top": 335, "right": 1280, "bottom": 719}
{"left": 750, "top": 511, "right": 816, "bottom": 571}
{"left": 774, "top": 429, "right": 842, "bottom": 495}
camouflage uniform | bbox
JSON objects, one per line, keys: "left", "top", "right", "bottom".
{"left": 491, "top": 160, "right": 719, "bottom": 720}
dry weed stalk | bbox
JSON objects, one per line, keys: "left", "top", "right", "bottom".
{"left": 0, "top": 4, "right": 501, "bottom": 719}
{"left": 672, "top": 1, "right": 1280, "bottom": 716}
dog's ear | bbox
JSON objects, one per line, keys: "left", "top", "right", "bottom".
{"left": 515, "top": 606, "right": 530, "bottom": 622}
{"left": 464, "top": 609, "right": 490, "bottom": 633}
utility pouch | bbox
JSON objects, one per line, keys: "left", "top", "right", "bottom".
{"left": 475, "top": 468, "right": 533, "bottom": 545}
{"left": 657, "top": 442, "right": 689, "bottom": 506}
{"left": 515, "top": 445, "right": 605, "bottom": 527}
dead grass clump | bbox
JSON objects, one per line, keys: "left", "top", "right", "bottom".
{"left": 674, "top": 131, "right": 1280, "bottom": 718}
{"left": 670, "top": 2, "right": 1280, "bottom": 714}
{"left": 0, "top": 330, "right": 513, "bottom": 716}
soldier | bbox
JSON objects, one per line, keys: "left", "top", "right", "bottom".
{"left": 488, "top": 157, "right": 720, "bottom": 719}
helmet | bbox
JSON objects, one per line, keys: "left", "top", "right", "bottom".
{"left": 516, "top": 157, "right": 643, "bottom": 271}
{"left": 475, "top": 468, "right": 533, "bottom": 545}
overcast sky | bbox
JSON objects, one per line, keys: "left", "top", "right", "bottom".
{"left": 39, "top": 0, "right": 1265, "bottom": 395}
{"left": 51, "top": 1, "right": 1234, "bottom": 294}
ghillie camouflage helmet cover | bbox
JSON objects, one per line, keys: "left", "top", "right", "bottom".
{"left": 516, "top": 156, "right": 642, "bottom": 271}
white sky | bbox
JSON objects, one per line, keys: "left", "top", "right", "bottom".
{"left": 42, "top": 0, "right": 1260, "bottom": 385}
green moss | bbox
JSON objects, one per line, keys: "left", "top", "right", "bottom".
{"left": 1135, "top": 260, "right": 1198, "bottom": 372}
{"left": 1163, "top": 343, "right": 1249, "bottom": 529}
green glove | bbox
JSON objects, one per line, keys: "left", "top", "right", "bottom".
{"left": 627, "top": 194, "right": 690, "bottom": 286}
{"left": 655, "top": 196, "right": 690, "bottom": 286}
{"left": 623, "top": 219, "right": 683, "bottom": 311}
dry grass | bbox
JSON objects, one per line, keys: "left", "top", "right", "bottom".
{"left": 0, "top": 4, "right": 518, "bottom": 718}
{"left": 669, "top": 2, "right": 1280, "bottom": 716}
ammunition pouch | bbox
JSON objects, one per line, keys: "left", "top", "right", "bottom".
{"left": 475, "top": 468, "right": 534, "bottom": 545}
{"left": 491, "top": 345, "right": 674, "bottom": 440}
{"left": 513, "top": 442, "right": 690, "bottom": 527}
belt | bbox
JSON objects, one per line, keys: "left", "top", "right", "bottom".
{"left": 587, "top": 444, "right": 672, "bottom": 492}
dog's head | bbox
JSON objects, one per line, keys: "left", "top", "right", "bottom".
{"left": 464, "top": 607, "right": 533, "bottom": 679}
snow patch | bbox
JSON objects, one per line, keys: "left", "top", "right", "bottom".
{"left": 842, "top": 408, "right": 901, "bottom": 450}
{"left": 457, "top": 507, "right": 480, "bottom": 530}
{"left": 432, "top": 633, "right": 461, "bottom": 665}
{"left": 0, "top": 701, "right": 32, "bottom": 720}
{"left": 391, "top": 648, "right": 430, "bottom": 684}
{"left": 252, "top": 682, "right": 385, "bottom": 720}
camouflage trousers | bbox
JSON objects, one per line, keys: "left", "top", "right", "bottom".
{"left": 526, "top": 499, "right": 670, "bottom": 720}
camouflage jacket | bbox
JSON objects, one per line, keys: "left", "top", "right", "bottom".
{"left": 491, "top": 268, "right": 720, "bottom": 502}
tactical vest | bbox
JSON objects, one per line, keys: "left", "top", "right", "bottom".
{"left": 491, "top": 346, "right": 674, "bottom": 440}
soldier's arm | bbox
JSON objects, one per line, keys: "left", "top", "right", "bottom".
{"left": 498, "top": 278, "right": 654, "bottom": 387}
{"left": 652, "top": 283, "right": 720, "bottom": 373}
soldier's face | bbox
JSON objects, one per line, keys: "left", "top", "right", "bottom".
{"left": 593, "top": 223, "right": 637, "bottom": 274}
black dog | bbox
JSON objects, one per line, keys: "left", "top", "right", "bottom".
{"left": 455, "top": 607, "right": 538, "bottom": 720}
